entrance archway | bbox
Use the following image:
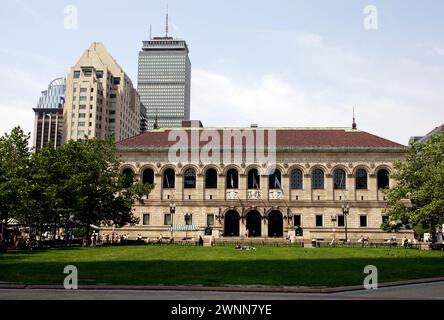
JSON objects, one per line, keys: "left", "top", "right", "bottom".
{"left": 246, "top": 210, "right": 261, "bottom": 237}
{"left": 268, "top": 210, "right": 283, "bottom": 237}
{"left": 224, "top": 210, "right": 240, "bottom": 237}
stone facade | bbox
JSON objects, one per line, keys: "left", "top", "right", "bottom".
{"left": 101, "top": 126, "right": 414, "bottom": 242}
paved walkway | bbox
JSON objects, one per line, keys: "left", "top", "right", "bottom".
{"left": 1, "top": 281, "right": 443, "bottom": 300}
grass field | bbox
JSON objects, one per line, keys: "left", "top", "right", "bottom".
{"left": 1, "top": 245, "right": 443, "bottom": 288}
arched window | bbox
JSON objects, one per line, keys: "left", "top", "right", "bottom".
{"left": 312, "top": 169, "right": 324, "bottom": 189}
{"left": 377, "top": 169, "right": 390, "bottom": 189}
{"left": 183, "top": 168, "right": 196, "bottom": 189}
{"left": 247, "top": 169, "right": 260, "bottom": 189}
{"left": 355, "top": 169, "right": 368, "bottom": 190}
{"left": 333, "top": 169, "right": 346, "bottom": 190}
{"left": 122, "top": 168, "right": 134, "bottom": 188}
{"left": 163, "top": 168, "right": 175, "bottom": 189}
{"left": 226, "top": 169, "right": 239, "bottom": 189}
{"left": 290, "top": 169, "right": 303, "bottom": 189}
{"left": 142, "top": 168, "right": 154, "bottom": 185}
{"left": 205, "top": 168, "right": 218, "bottom": 189}
{"left": 268, "top": 169, "right": 282, "bottom": 189}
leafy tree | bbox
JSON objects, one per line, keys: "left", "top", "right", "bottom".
{"left": 0, "top": 127, "right": 31, "bottom": 246}
{"left": 56, "top": 137, "right": 152, "bottom": 243}
{"left": 385, "top": 132, "right": 444, "bottom": 238}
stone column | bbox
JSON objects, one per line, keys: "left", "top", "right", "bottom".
{"left": 239, "top": 173, "right": 247, "bottom": 200}
{"left": 218, "top": 173, "right": 225, "bottom": 200}
{"left": 282, "top": 174, "right": 290, "bottom": 201}
{"left": 175, "top": 173, "right": 183, "bottom": 201}
{"left": 347, "top": 174, "right": 355, "bottom": 201}
{"left": 305, "top": 174, "right": 312, "bottom": 201}
{"left": 197, "top": 173, "right": 204, "bottom": 200}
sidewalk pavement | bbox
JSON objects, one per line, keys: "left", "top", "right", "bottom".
{"left": 1, "top": 276, "right": 444, "bottom": 293}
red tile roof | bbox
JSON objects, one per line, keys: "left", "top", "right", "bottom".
{"left": 116, "top": 128, "right": 407, "bottom": 152}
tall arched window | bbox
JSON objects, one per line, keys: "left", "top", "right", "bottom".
{"left": 226, "top": 169, "right": 239, "bottom": 189}
{"left": 183, "top": 168, "right": 196, "bottom": 189}
{"left": 247, "top": 169, "right": 260, "bottom": 189}
{"left": 122, "top": 168, "right": 135, "bottom": 188}
{"left": 355, "top": 169, "right": 368, "bottom": 190}
{"left": 268, "top": 169, "right": 282, "bottom": 189}
{"left": 377, "top": 169, "right": 390, "bottom": 189}
{"left": 142, "top": 168, "right": 154, "bottom": 185}
{"left": 333, "top": 169, "right": 346, "bottom": 190}
{"left": 290, "top": 169, "right": 303, "bottom": 189}
{"left": 205, "top": 168, "right": 218, "bottom": 189}
{"left": 163, "top": 168, "right": 175, "bottom": 189}
{"left": 312, "top": 169, "right": 324, "bottom": 190}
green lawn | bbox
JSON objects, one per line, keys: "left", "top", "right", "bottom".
{"left": 1, "top": 245, "right": 443, "bottom": 288}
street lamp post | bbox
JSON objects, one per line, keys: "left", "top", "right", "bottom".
{"left": 342, "top": 204, "right": 350, "bottom": 243}
{"left": 170, "top": 203, "right": 176, "bottom": 241}
{"left": 184, "top": 213, "right": 191, "bottom": 240}
{"left": 331, "top": 214, "right": 337, "bottom": 246}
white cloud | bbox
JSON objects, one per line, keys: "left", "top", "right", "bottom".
{"left": 0, "top": 103, "right": 34, "bottom": 139}
{"left": 432, "top": 47, "right": 444, "bottom": 56}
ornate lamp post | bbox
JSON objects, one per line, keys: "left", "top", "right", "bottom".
{"left": 170, "top": 202, "right": 176, "bottom": 240}
{"left": 331, "top": 214, "right": 337, "bottom": 246}
{"left": 184, "top": 213, "right": 191, "bottom": 240}
{"left": 342, "top": 204, "right": 350, "bottom": 243}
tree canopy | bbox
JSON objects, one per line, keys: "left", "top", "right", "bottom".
{"left": 385, "top": 132, "right": 444, "bottom": 234}
{"left": 0, "top": 127, "right": 153, "bottom": 246}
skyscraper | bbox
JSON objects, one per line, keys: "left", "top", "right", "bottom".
{"left": 63, "top": 42, "right": 143, "bottom": 143}
{"left": 32, "top": 77, "right": 66, "bottom": 151}
{"left": 138, "top": 23, "right": 191, "bottom": 129}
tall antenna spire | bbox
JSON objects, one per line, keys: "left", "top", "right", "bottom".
{"left": 165, "top": 4, "right": 169, "bottom": 37}
{"left": 352, "top": 107, "right": 357, "bottom": 130}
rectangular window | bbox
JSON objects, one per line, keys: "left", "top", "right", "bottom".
{"left": 113, "top": 77, "right": 121, "bottom": 85}
{"left": 315, "top": 215, "right": 323, "bottom": 227}
{"left": 80, "top": 96, "right": 87, "bottom": 101}
{"left": 83, "top": 69, "right": 92, "bottom": 77}
{"left": 78, "top": 122, "right": 85, "bottom": 127}
{"left": 79, "top": 105, "right": 86, "bottom": 110}
{"left": 360, "top": 215, "right": 368, "bottom": 227}
{"left": 338, "top": 215, "right": 345, "bottom": 227}
{"left": 207, "top": 214, "right": 214, "bottom": 226}
{"left": 74, "top": 71, "right": 81, "bottom": 79}
{"left": 78, "top": 114, "right": 86, "bottom": 118}
{"left": 294, "top": 214, "right": 301, "bottom": 227}
{"left": 110, "top": 93, "right": 117, "bottom": 99}
{"left": 96, "top": 71, "right": 103, "bottom": 78}
{"left": 185, "top": 214, "right": 193, "bottom": 225}
{"left": 80, "top": 88, "right": 87, "bottom": 93}
{"left": 164, "top": 214, "right": 172, "bottom": 225}
{"left": 143, "top": 214, "right": 150, "bottom": 225}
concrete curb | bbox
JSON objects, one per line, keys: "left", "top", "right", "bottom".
{"left": 1, "top": 277, "right": 444, "bottom": 293}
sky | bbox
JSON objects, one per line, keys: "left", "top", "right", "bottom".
{"left": 0, "top": 0, "right": 443, "bottom": 145}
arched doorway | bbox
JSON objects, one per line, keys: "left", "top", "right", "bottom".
{"left": 246, "top": 210, "right": 261, "bottom": 237}
{"left": 268, "top": 210, "right": 283, "bottom": 237}
{"left": 224, "top": 210, "right": 240, "bottom": 237}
